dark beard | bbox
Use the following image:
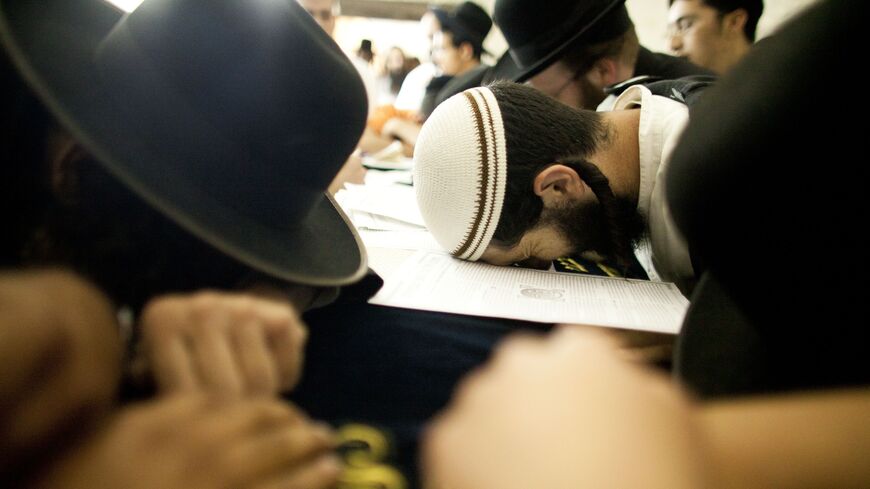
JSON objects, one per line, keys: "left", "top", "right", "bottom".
{"left": 543, "top": 194, "right": 646, "bottom": 267}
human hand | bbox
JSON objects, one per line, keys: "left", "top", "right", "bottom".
{"left": 0, "top": 269, "right": 120, "bottom": 480}
{"left": 424, "top": 327, "right": 708, "bottom": 489}
{"left": 34, "top": 395, "right": 341, "bottom": 489}
{"left": 381, "top": 117, "right": 420, "bottom": 155}
{"left": 137, "top": 291, "right": 307, "bottom": 397}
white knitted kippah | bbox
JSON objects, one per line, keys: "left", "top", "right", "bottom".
{"left": 414, "top": 87, "right": 507, "bottom": 261}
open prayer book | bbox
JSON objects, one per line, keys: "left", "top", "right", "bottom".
{"left": 335, "top": 171, "right": 689, "bottom": 334}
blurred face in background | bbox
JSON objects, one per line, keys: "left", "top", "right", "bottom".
{"left": 668, "top": 0, "right": 748, "bottom": 73}
{"left": 298, "top": 0, "right": 339, "bottom": 37}
{"left": 432, "top": 30, "right": 473, "bottom": 76}
{"left": 387, "top": 47, "right": 406, "bottom": 74}
{"left": 420, "top": 10, "right": 441, "bottom": 62}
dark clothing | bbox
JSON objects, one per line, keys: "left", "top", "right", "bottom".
{"left": 432, "top": 64, "right": 490, "bottom": 113}
{"left": 633, "top": 46, "right": 714, "bottom": 79}
{"left": 294, "top": 301, "right": 549, "bottom": 488}
{"left": 420, "top": 74, "right": 453, "bottom": 121}
{"left": 420, "top": 64, "right": 490, "bottom": 120}
{"left": 668, "top": 0, "right": 869, "bottom": 398}
{"left": 290, "top": 254, "right": 654, "bottom": 487}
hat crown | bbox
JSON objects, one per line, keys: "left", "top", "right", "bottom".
{"left": 439, "top": 1, "right": 493, "bottom": 43}
{"left": 1, "top": 0, "right": 368, "bottom": 284}
{"left": 96, "top": 0, "right": 367, "bottom": 222}
{"left": 454, "top": 2, "right": 493, "bottom": 39}
{"left": 494, "top": 0, "right": 627, "bottom": 78}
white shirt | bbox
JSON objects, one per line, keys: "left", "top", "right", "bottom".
{"left": 351, "top": 56, "right": 379, "bottom": 115}
{"left": 612, "top": 85, "right": 695, "bottom": 292}
{"left": 393, "top": 62, "right": 437, "bottom": 112}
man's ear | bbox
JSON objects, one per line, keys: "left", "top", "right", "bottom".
{"left": 585, "top": 57, "right": 620, "bottom": 89}
{"left": 46, "top": 129, "right": 85, "bottom": 203}
{"left": 458, "top": 41, "right": 475, "bottom": 62}
{"left": 723, "top": 8, "right": 749, "bottom": 38}
{"left": 533, "top": 164, "right": 588, "bottom": 207}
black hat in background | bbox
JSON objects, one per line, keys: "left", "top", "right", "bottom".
{"left": 0, "top": 0, "right": 368, "bottom": 286}
{"left": 433, "top": 1, "right": 492, "bottom": 53}
{"left": 666, "top": 0, "right": 868, "bottom": 396}
{"left": 494, "top": 0, "right": 630, "bottom": 82}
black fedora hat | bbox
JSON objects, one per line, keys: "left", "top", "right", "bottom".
{"left": 0, "top": 0, "right": 368, "bottom": 286}
{"left": 433, "top": 1, "right": 493, "bottom": 51}
{"left": 494, "top": 0, "right": 631, "bottom": 82}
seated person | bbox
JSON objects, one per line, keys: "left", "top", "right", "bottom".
{"left": 490, "top": 0, "right": 713, "bottom": 110}
{"left": 2, "top": 0, "right": 365, "bottom": 485}
{"left": 414, "top": 81, "right": 696, "bottom": 293}
{"left": 668, "top": 0, "right": 764, "bottom": 75}
{"left": 1, "top": 0, "right": 371, "bottom": 398}
{"left": 360, "top": 2, "right": 493, "bottom": 157}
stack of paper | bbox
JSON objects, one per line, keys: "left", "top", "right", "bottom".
{"left": 334, "top": 179, "right": 441, "bottom": 266}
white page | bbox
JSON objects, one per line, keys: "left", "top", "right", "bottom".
{"left": 364, "top": 169, "right": 413, "bottom": 187}
{"left": 370, "top": 251, "right": 689, "bottom": 334}
{"left": 338, "top": 183, "right": 425, "bottom": 227}
{"left": 359, "top": 229, "right": 443, "bottom": 252}
{"left": 350, "top": 210, "right": 425, "bottom": 232}
{"left": 366, "top": 247, "right": 416, "bottom": 279}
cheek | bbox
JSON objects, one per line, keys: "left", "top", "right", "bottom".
{"left": 556, "top": 85, "right": 583, "bottom": 109}
{"left": 444, "top": 54, "right": 460, "bottom": 71}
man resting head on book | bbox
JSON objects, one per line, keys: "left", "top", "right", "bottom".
{"left": 413, "top": 81, "right": 696, "bottom": 293}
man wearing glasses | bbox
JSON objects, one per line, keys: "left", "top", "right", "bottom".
{"left": 491, "top": 0, "right": 713, "bottom": 110}
{"left": 668, "top": 0, "right": 764, "bottom": 74}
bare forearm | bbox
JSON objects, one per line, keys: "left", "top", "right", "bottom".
{"left": 699, "top": 388, "right": 870, "bottom": 489}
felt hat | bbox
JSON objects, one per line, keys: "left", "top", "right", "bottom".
{"left": 494, "top": 0, "right": 630, "bottom": 82}
{"left": 0, "top": 0, "right": 368, "bottom": 286}
{"left": 433, "top": 1, "right": 493, "bottom": 53}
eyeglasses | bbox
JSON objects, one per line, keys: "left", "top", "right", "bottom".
{"left": 527, "top": 65, "right": 585, "bottom": 100}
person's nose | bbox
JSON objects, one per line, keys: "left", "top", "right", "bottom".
{"left": 669, "top": 33, "right": 684, "bottom": 54}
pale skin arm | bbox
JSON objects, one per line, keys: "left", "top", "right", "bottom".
{"left": 0, "top": 270, "right": 120, "bottom": 481}
{"left": 424, "top": 327, "right": 870, "bottom": 489}
{"left": 700, "top": 389, "right": 870, "bottom": 489}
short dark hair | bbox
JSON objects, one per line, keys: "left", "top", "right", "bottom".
{"left": 670, "top": 0, "right": 764, "bottom": 41}
{"left": 441, "top": 26, "right": 484, "bottom": 60}
{"left": 487, "top": 81, "right": 643, "bottom": 266}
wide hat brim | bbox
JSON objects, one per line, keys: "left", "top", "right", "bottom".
{"left": 504, "top": 0, "right": 625, "bottom": 83}
{"left": 0, "top": 0, "right": 367, "bottom": 287}
{"left": 485, "top": 50, "right": 522, "bottom": 83}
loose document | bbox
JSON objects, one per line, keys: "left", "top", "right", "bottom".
{"left": 369, "top": 251, "right": 687, "bottom": 334}
{"left": 336, "top": 170, "right": 688, "bottom": 333}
